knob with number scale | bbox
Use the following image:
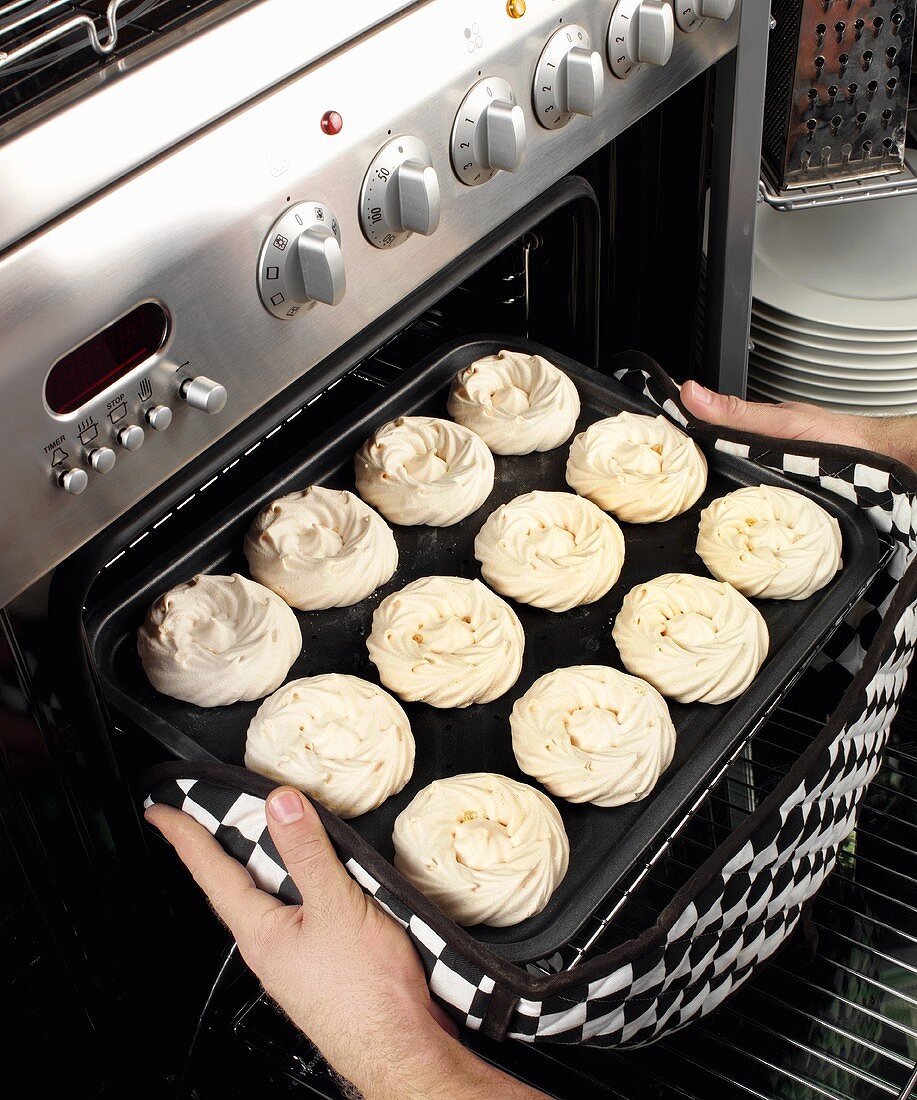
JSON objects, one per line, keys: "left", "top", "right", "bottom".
{"left": 451, "top": 77, "right": 526, "bottom": 186}
{"left": 674, "top": 0, "right": 736, "bottom": 33}
{"left": 258, "top": 201, "right": 345, "bottom": 319}
{"left": 360, "top": 136, "right": 441, "bottom": 249}
{"left": 607, "top": 0, "right": 675, "bottom": 79}
{"left": 533, "top": 24, "right": 605, "bottom": 130}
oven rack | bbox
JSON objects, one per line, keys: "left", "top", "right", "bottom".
{"left": 0, "top": 0, "right": 156, "bottom": 72}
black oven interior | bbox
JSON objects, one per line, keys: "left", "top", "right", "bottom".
{"left": 3, "top": 66, "right": 917, "bottom": 1100}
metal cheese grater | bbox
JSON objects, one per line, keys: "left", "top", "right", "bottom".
{"left": 762, "top": 0, "right": 915, "bottom": 190}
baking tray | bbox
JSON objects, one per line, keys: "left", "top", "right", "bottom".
{"left": 85, "top": 338, "right": 884, "bottom": 964}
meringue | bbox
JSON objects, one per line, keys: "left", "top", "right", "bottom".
{"left": 566, "top": 411, "right": 708, "bottom": 523}
{"left": 446, "top": 349, "right": 581, "bottom": 455}
{"left": 366, "top": 575, "right": 524, "bottom": 708}
{"left": 474, "top": 491, "right": 625, "bottom": 612}
{"left": 245, "top": 674, "right": 414, "bottom": 819}
{"left": 511, "top": 665, "right": 676, "bottom": 807}
{"left": 244, "top": 486, "right": 398, "bottom": 611}
{"left": 612, "top": 573, "right": 769, "bottom": 705}
{"left": 354, "top": 416, "right": 494, "bottom": 526}
{"left": 138, "top": 573, "right": 301, "bottom": 708}
{"left": 697, "top": 484, "right": 843, "bottom": 601}
{"left": 392, "top": 772, "right": 569, "bottom": 927}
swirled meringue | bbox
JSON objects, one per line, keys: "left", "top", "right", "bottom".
{"left": 244, "top": 674, "right": 414, "bottom": 819}
{"left": 612, "top": 573, "right": 769, "bottom": 705}
{"left": 446, "top": 349, "right": 581, "bottom": 455}
{"left": 474, "top": 491, "right": 625, "bottom": 612}
{"left": 244, "top": 487, "right": 397, "bottom": 611}
{"left": 138, "top": 574, "right": 301, "bottom": 708}
{"left": 392, "top": 772, "right": 569, "bottom": 927}
{"left": 366, "top": 576, "right": 524, "bottom": 708}
{"left": 566, "top": 411, "right": 708, "bottom": 523}
{"left": 510, "top": 665, "right": 676, "bottom": 807}
{"left": 354, "top": 416, "right": 494, "bottom": 526}
{"left": 696, "top": 484, "right": 843, "bottom": 601}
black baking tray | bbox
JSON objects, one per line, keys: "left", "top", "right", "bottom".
{"left": 85, "top": 338, "right": 884, "bottom": 964}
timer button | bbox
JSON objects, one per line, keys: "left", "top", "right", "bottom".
{"left": 88, "top": 446, "right": 117, "bottom": 473}
{"left": 180, "top": 375, "right": 227, "bottom": 414}
{"left": 145, "top": 404, "right": 173, "bottom": 431}
{"left": 117, "top": 424, "right": 145, "bottom": 451}
{"left": 58, "top": 468, "right": 89, "bottom": 495}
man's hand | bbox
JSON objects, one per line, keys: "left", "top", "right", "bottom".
{"left": 146, "top": 788, "right": 545, "bottom": 1100}
{"left": 680, "top": 380, "right": 917, "bottom": 470}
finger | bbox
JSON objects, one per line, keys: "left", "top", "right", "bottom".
{"left": 265, "top": 787, "right": 358, "bottom": 921}
{"left": 145, "top": 804, "right": 283, "bottom": 935}
{"left": 680, "top": 380, "right": 850, "bottom": 443}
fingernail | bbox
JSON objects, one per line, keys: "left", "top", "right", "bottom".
{"left": 268, "top": 790, "right": 305, "bottom": 824}
{"left": 687, "top": 380, "right": 714, "bottom": 405}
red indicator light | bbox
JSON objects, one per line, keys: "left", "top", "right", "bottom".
{"left": 321, "top": 110, "right": 343, "bottom": 135}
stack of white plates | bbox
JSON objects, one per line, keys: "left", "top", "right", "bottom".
{"left": 747, "top": 182, "right": 917, "bottom": 415}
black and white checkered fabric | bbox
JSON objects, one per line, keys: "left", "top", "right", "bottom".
{"left": 144, "top": 356, "right": 917, "bottom": 1048}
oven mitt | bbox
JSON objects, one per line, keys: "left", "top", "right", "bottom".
{"left": 144, "top": 351, "right": 917, "bottom": 1048}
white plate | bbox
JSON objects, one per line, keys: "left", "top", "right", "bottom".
{"left": 749, "top": 360, "right": 917, "bottom": 405}
{"left": 753, "top": 177, "right": 917, "bottom": 330}
{"left": 751, "top": 315, "right": 917, "bottom": 357}
{"left": 752, "top": 300, "right": 917, "bottom": 342}
{"left": 748, "top": 341, "right": 917, "bottom": 381}
{"left": 750, "top": 329, "right": 917, "bottom": 371}
{"left": 750, "top": 358, "right": 917, "bottom": 395}
{"left": 747, "top": 382, "right": 915, "bottom": 416}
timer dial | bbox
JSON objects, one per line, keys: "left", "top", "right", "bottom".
{"left": 533, "top": 24, "right": 605, "bottom": 130}
{"left": 258, "top": 201, "right": 345, "bottom": 319}
{"left": 607, "top": 0, "right": 674, "bottom": 79}
{"left": 360, "top": 136, "right": 441, "bottom": 249}
{"left": 674, "top": 0, "right": 737, "bottom": 33}
{"left": 451, "top": 77, "right": 526, "bottom": 187}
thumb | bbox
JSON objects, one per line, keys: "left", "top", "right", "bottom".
{"left": 265, "top": 787, "right": 357, "bottom": 918}
{"left": 679, "top": 379, "right": 839, "bottom": 443}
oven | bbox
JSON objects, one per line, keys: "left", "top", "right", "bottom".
{"left": 2, "top": 2, "right": 916, "bottom": 1097}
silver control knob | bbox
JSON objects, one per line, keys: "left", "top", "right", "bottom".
{"left": 58, "top": 467, "right": 88, "bottom": 495}
{"left": 145, "top": 404, "right": 173, "bottom": 431}
{"left": 608, "top": 0, "right": 675, "bottom": 79}
{"left": 451, "top": 77, "right": 526, "bottom": 187}
{"left": 533, "top": 25, "right": 605, "bottom": 130}
{"left": 675, "top": 0, "right": 737, "bottom": 32}
{"left": 179, "top": 376, "right": 227, "bottom": 414}
{"left": 258, "top": 201, "right": 345, "bottom": 319}
{"left": 360, "top": 136, "right": 441, "bottom": 249}
{"left": 88, "top": 446, "right": 116, "bottom": 473}
{"left": 117, "top": 424, "right": 145, "bottom": 451}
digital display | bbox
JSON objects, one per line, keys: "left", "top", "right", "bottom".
{"left": 45, "top": 302, "right": 169, "bottom": 415}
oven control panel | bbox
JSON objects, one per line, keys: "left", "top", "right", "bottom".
{"left": 0, "top": 0, "right": 740, "bottom": 605}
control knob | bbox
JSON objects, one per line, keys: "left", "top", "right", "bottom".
{"left": 360, "top": 136, "right": 441, "bottom": 249}
{"left": 451, "top": 77, "right": 526, "bottom": 187}
{"left": 675, "top": 0, "right": 737, "bottom": 33}
{"left": 607, "top": 0, "right": 675, "bottom": 79}
{"left": 258, "top": 201, "right": 345, "bottom": 319}
{"left": 88, "top": 446, "right": 116, "bottom": 473}
{"left": 57, "top": 467, "right": 88, "bottom": 495}
{"left": 117, "top": 424, "right": 145, "bottom": 451}
{"left": 180, "top": 375, "right": 227, "bottom": 414}
{"left": 145, "top": 404, "right": 173, "bottom": 431}
{"left": 533, "top": 24, "right": 605, "bottom": 130}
